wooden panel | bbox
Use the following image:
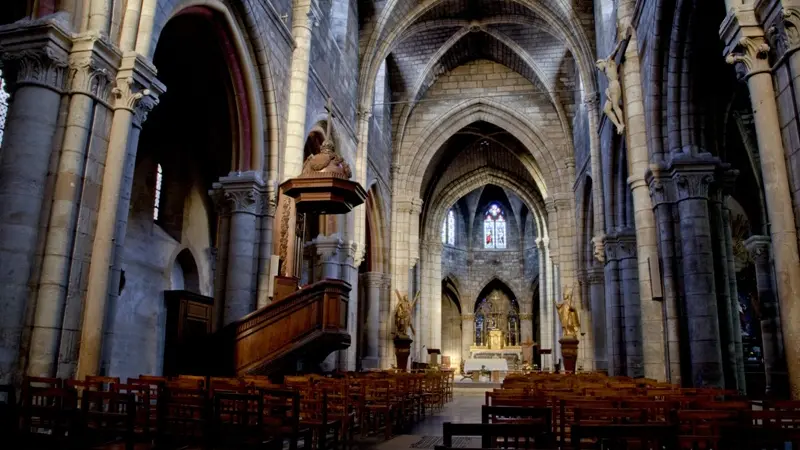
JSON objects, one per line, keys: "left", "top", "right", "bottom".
{"left": 223, "top": 279, "right": 352, "bottom": 376}
{"left": 163, "top": 291, "right": 214, "bottom": 376}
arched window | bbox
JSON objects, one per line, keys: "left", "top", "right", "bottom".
{"left": 153, "top": 164, "right": 163, "bottom": 221}
{"left": 0, "top": 70, "right": 8, "bottom": 147}
{"left": 483, "top": 203, "right": 507, "bottom": 249}
{"left": 441, "top": 209, "right": 456, "bottom": 245}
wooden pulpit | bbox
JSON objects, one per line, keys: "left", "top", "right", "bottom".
{"left": 163, "top": 290, "right": 214, "bottom": 376}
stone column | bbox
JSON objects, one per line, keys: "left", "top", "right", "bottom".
{"left": 587, "top": 265, "right": 607, "bottom": 373}
{"left": 720, "top": 173, "right": 746, "bottom": 391}
{"left": 745, "top": 236, "right": 788, "bottom": 396}
{"left": 520, "top": 312, "right": 533, "bottom": 347}
{"left": 73, "top": 55, "right": 162, "bottom": 379}
{"left": 340, "top": 242, "right": 362, "bottom": 371}
{"left": 616, "top": 230, "right": 643, "bottom": 377}
{"left": 461, "top": 313, "right": 474, "bottom": 371}
{"left": 724, "top": 12, "right": 800, "bottom": 397}
{"left": 31, "top": 34, "right": 117, "bottom": 378}
{"left": 708, "top": 178, "right": 739, "bottom": 391}
{"left": 603, "top": 234, "right": 626, "bottom": 376}
{"left": 537, "top": 237, "right": 553, "bottom": 370}
{"left": 647, "top": 171, "right": 683, "bottom": 384}
{"left": 361, "top": 272, "right": 383, "bottom": 369}
{"left": 257, "top": 194, "right": 277, "bottom": 308}
{"left": 213, "top": 172, "right": 265, "bottom": 326}
{"left": 672, "top": 162, "right": 724, "bottom": 387}
{"left": 0, "top": 19, "right": 71, "bottom": 383}
{"left": 315, "top": 235, "right": 342, "bottom": 280}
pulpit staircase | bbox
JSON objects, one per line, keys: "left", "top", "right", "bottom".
{"left": 215, "top": 278, "right": 351, "bottom": 379}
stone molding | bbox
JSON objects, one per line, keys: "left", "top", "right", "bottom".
{"left": 315, "top": 235, "right": 343, "bottom": 262}
{"left": 745, "top": 235, "right": 772, "bottom": 264}
{"left": 519, "top": 313, "right": 534, "bottom": 320}
{"left": 211, "top": 171, "right": 266, "bottom": 216}
{"left": 461, "top": 313, "right": 475, "bottom": 320}
{"left": 0, "top": 18, "right": 72, "bottom": 93}
{"left": 361, "top": 272, "right": 385, "bottom": 288}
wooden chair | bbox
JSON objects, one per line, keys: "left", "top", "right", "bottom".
{"left": 363, "top": 379, "right": 394, "bottom": 440}
{"left": 19, "top": 387, "right": 79, "bottom": 448}
{"left": 570, "top": 423, "right": 678, "bottom": 449}
{"left": 0, "top": 384, "right": 17, "bottom": 439}
{"left": 76, "top": 390, "right": 137, "bottom": 450}
{"left": 156, "top": 386, "right": 209, "bottom": 448}
{"left": 212, "top": 392, "right": 273, "bottom": 449}
{"left": 259, "top": 388, "right": 310, "bottom": 450}
{"left": 113, "top": 383, "right": 154, "bottom": 439}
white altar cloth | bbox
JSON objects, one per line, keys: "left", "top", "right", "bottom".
{"left": 464, "top": 358, "right": 509, "bottom": 372}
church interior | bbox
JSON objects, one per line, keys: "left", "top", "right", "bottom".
{"left": 1, "top": 0, "right": 800, "bottom": 448}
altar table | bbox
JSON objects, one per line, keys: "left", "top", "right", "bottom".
{"left": 464, "top": 358, "right": 509, "bottom": 372}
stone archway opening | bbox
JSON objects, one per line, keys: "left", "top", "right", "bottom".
{"left": 108, "top": 7, "right": 253, "bottom": 378}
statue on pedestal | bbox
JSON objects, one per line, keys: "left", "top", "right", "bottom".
{"left": 555, "top": 289, "right": 581, "bottom": 338}
{"left": 596, "top": 23, "right": 632, "bottom": 136}
{"left": 394, "top": 290, "right": 419, "bottom": 338}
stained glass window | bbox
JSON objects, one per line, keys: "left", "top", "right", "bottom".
{"left": 0, "top": 71, "right": 8, "bottom": 147}
{"left": 153, "top": 164, "right": 163, "bottom": 221}
{"left": 483, "top": 203, "right": 507, "bottom": 249}
{"left": 441, "top": 209, "right": 455, "bottom": 245}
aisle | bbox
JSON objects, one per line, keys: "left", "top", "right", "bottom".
{"left": 368, "top": 389, "right": 486, "bottom": 450}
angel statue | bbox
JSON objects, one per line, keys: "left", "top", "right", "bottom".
{"left": 555, "top": 288, "right": 581, "bottom": 338}
{"left": 596, "top": 23, "right": 632, "bottom": 135}
{"left": 394, "top": 290, "right": 420, "bottom": 338}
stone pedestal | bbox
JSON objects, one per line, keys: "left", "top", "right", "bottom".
{"left": 394, "top": 335, "right": 413, "bottom": 371}
{"left": 559, "top": 337, "right": 579, "bottom": 373}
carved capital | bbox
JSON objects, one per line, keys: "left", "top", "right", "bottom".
{"left": 357, "top": 108, "right": 372, "bottom": 122}
{"left": 564, "top": 157, "right": 576, "bottom": 170}
{"left": 617, "top": 233, "right": 637, "bottom": 260}
{"left": 1, "top": 46, "right": 69, "bottom": 93}
{"left": 519, "top": 313, "right": 534, "bottom": 320}
{"left": 410, "top": 198, "right": 424, "bottom": 215}
{"left": 211, "top": 171, "right": 266, "bottom": 215}
{"left": 672, "top": 170, "right": 714, "bottom": 201}
{"left": 784, "top": 7, "right": 800, "bottom": 48}
{"left": 591, "top": 234, "right": 605, "bottom": 263}
{"left": 583, "top": 91, "right": 600, "bottom": 107}
{"left": 647, "top": 168, "right": 673, "bottom": 206}
{"left": 544, "top": 198, "right": 557, "bottom": 214}
{"left": 348, "top": 240, "right": 366, "bottom": 267}
{"left": 745, "top": 235, "right": 772, "bottom": 265}
{"left": 587, "top": 266, "right": 605, "bottom": 284}
{"left": 315, "top": 235, "right": 343, "bottom": 261}
{"left": 726, "top": 36, "right": 771, "bottom": 77}
{"left": 67, "top": 35, "right": 119, "bottom": 100}
{"left": 361, "top": 272, "right": 385, "bottom": 289}
{"left": 461, "top": 313, "right": 475, "bottom": 321}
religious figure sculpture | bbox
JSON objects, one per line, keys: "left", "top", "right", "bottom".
{"left": 596, "top": 24, "right": 632, "bottom": 135}
{"left": 394, "top": 290, "right": 420, "bottom": 338}
{"left": 555, "top": 289, "right": 581, "bottom": 338}
{"left": 301, "top": 97, "right": 353, "bottom": 179}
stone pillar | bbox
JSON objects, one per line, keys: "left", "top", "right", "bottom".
{"left": 603, "top": 234, "right": 626, "bottom": 376}
{"left": 723, "top": 11, "right": 800, "bottom": 397}
{"left": 587, "top": 265, "right": 607, "bottom": 373}
{"left": 461, "top": 313, "right": 474, "bottom": 371}
{"left": 361, "top": 272, "right": 383, "bottom": 369}
{"left": 720, "top": 173, "right": 746, "bottom": 391}
{"left": 257, "top": 194, "right": 277, "bottom": 308}
{"left": 340, "top": 242, "right": 361, "bottom": 371}
{"left": 315, "top": 235, "right": 342, "bottom": 280}
{"left": 617, "top": 231, "right": 643, "bottom": 377}
{"left": 0, "top": 19, "right": 71, "bottom": 383}
{"left": 648, "top": 172, "right": 683, "bottom": 384}
{"left": 745, "top": 236, "right": 788, "bottom": 396}
{"left": 673, "top": 162, "right": 724, "bottom": 387}
{"left": 537, "top": 237, "right": 553, "bottom": 371}
{"left": 213, "top": 172, "right": 265, "bottom": 326}
{"left": 73, "top": 55, "right": 162, "bottom": 379}
{"left": 708, "top": 178, "right": 739, "bottom": 391}
{"left": 31, "top": 34, "right": 118, "bottom": 378}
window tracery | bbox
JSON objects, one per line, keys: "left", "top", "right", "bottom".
{"left": 483, "top": 203, "right": 506, "bottom": 249}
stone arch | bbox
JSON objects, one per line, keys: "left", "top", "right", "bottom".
{"left": 169, "top": 248, "right": 201, "bottom": 294}
{"left": 474, "top": 276, "right": 520, "bottom": 311}
{"left": 399, "top": 99, "right": 564, "bottom": 198}
{"left": 365, "top": 183, "right": 389, "bottom": 273}
{"left": 136, "top": 0, "right": 278, "bottom": 176}
{"left": 423, "top": 168, "right": 548, "bottom": 251}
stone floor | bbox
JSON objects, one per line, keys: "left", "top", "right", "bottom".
{"left": 367, "top": 388, "right": 487, "bottom": 450}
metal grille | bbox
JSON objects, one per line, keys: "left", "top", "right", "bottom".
{"left": 0, "top": 70, "right": 8, "bottom": 147}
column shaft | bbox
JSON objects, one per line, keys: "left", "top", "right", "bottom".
{"left": 461, "top": 315, "right": 474, "bottom": 372}
{"left": 75, "top": 62, "right": 161, "bottom": 379}
{"left": 746, "top": 236, "right": 788, "bottom": 396}
{"left": 603, "top": 235, "right": 626, "bottom": 376}
{"left": 709, "top": 190, "right": 738, "bottom": 390}
{"left": 0, "top": 22, "right": 70, "bottom": 382}
{"left": 588, "top": 266, "right": 607, "bottom": 373}
{"left": 282, "top": 0, "right": 314, "bottom": 180}
{"left": 362, "top": 272, "right": 383, "bottom": 368}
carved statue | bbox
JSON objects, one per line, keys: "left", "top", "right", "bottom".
{"left": 555, "top": 288, "right": 581, "bottom": 338}
{"left": 300, "top": 97, "right": 353, "bottom": 179}
{"left": 596, "top": 25, "right": 631, "bottom": 135}
{"left": 394, "top": 290, "right": 420, "bottom": 338}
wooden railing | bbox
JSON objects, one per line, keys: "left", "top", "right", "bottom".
{"left": 219, "top": 279, "right": 351, "bottom": 376}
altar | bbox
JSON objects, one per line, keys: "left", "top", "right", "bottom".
{"left": 468, "top": 329, "right": 523, "bottom": 369}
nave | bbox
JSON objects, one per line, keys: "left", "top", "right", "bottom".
{"left": 2, "top": 371, "right": 799, "bottom": 449}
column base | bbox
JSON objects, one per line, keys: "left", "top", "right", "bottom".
{"left": 361, "top": 356, "right": 380, "bottom": 370}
